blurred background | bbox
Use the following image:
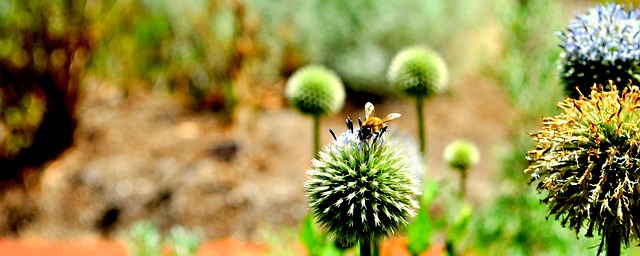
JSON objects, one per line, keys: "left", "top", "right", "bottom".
{"left": 1, "top": 0, "right": 637, "bottom": 255}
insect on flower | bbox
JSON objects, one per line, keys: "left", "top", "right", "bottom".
{"left": 358, "top": 102, "right": 401, "bottom": 141}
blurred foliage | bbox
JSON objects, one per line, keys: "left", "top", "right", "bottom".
{"left": 248, "top": 0, "right": 488, "bottom": 95}
{"left": 87, "top": 0, "right": 242, "bottom": 111}
{"left": 259, "top": 225, "right": 306, "bottom": 256}
{"left": 489, "top": 0, "right": 567, "bottom": 189}
{"left": 466, "top": 1, "right": 580, "bottom": 255}
{"left": 128, "top": 221, "right": 163, "bottom": 256}
{"left": 0, "top": 91, "right": 45, "bottom": 158}
{"left": 167, "top": 225, "right": 203, "bottom": 256}
{"left": 83, "top": 0, "right": 493, "bottom": 103}
{"left": 1, "top": 0, "right": 494, "bottom": 114}
{"left": 0, "top": 0, "right": 89, "bottom": 171}
{"left": 405, "top": 180, "right": 441, "bottom": 255}
{"left": 299, "top": 214, "right": 343, "bottom": 256}
{"left": 127, "top": 221, "right": 202, "bottom": 256}
{"left": 493, "top": 0, "right": 565, "bottom": 120}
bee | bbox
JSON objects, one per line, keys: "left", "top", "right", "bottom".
{"left": 358, "top": 102, "right": 401, "bottom": 140}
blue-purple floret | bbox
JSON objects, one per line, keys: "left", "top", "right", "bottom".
{"left": 559, "top": 4, "right": 640, "bottom": 64}
{"left": 557, "top": 4, "right": 640, "bottom": 98}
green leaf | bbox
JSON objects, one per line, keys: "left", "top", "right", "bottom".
{"left": 449, "top": 203, "right": 472, "bottom": 244}
{"left": 319, "top": 242, "right": 343, "bottom": 256}
{"left": 300, "top": 214, "right": 320, "bottom": 255}
{"left": 167, "top": 225, "right": 202, "bottom": 256}
{"left": 128, "top": 221, "right": 162, "bottom": 256}
{"left": 405, "top": 181, "right": 440, "bottom": 254}
{"left": 421, "top": 180, "right": 439, "bottom": 206}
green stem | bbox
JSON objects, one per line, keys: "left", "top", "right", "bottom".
{"left": 373, "top": 241, "right": 379, "bottom": 256}
{"left": 459, "top": 170, "right": 467, "bottom": 199}
{"left": 360, "top": 239, "right": 371, "bottom": 256}
{"left": 446, "top": 239, "right": 455, "bottom": 256}
{"left": 416, "top": 96, "right": 426, "bottom": 156}
{"left": 313, "top": 115, "right": 320, "bottom": 158}
{"left": 606, "top": 232, "right": 621, "bottom": 256}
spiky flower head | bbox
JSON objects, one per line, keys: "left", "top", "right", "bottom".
{"left": 388, "top": 46, "right": 449, "bottom": 97}
{"left": 525, "top": 84, "right": 640, "bottom": 253}
{"left": 443, "top": 140, "right": 480, "bottom": 173}
{"left": 285, "top": 65, "right": 345, "bottom": 117}
{"left": 305, "top": 117, "right": 420, "bottom": 246}
{"left": 558, "top": 3, "right": 640, "bottom": 98}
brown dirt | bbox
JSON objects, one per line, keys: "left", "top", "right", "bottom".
{"left": 16, "top": 70, "right": 514, "bottom": 240}
{"left": 0, "top": 61, "right": 516, "bottom": 256}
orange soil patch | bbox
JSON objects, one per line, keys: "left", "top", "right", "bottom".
{"left": 0, "top": 236, "right": 444, "bottom": 256}
{"left": 0, "top": 237, "right": 269, "bottom": 256}
{"left": 0, "top": 238, "right": 127, "bottom": 256}
{"left": 197, "top": 238, "right": 267, "bottom": 256}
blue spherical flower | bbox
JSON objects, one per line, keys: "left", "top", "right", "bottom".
{"left": 558, "top": 3, "right": 640, "bottom": 98}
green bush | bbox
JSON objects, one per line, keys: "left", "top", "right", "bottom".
{"left": 248, "top": 0, "right": 490, "bottom": 95}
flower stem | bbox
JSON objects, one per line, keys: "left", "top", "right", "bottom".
{"left": 373, "top": 241, "right": 379, "bottom": 256}
{"left": 446, "top": 239, "right": 456, "bottom": 256}
{"left": 360, "top": 239, "right": 371, "bottom": 256}
{"left": 416, "top": 95, "right": 426, "bottom": 156}
{"left": 459, "top": 170, "right": 467, "bottom": 199}
{"left": 313, "top": 115, "right": 320, "bottom": 157}
{"left": 606, "top": 232, "right": 620, "bottom": 256}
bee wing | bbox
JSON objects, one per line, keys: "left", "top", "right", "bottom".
{"left": 381, "top": 113, "right": 401, "bottom": 123}
{"left": 365, "top": 102, "right": 375, "bottom": 119}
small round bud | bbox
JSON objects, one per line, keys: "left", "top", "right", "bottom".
{"left": 285, "top": 65, "right": 346, "bottom": 116}
{"left": 388, "top": 46, "right": 448, "bottom": 97}
{"left": 443, "top": 140, "right": 480, "bottom": 172}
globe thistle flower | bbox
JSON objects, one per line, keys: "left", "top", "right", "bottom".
{"left": 285, "top": 65, "right": 345, "bottom": 117}
{"left": 285, "top": 65, "right": 346, "bottom": 154}
{"left": 525, "top": 84, "right": 640, "bottom": 254}
{"left": 387, "top": 46, "right": 449, "bottom": 98}
{"left": 305, "top": 117, "right": 421, "bottom": 249}
{"left": 444, "top": 140, "right": 480, "bottom": 198}
{"left": 558, "top": 3, "right": 640, "bottom": 98}
{"left": 387, "top": 46, "right": 448, "bottom": 156}
{"left": 444, "top": 140, "right": 480, "bottom": 172}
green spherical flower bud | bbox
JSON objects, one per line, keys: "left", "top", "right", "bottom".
{"left": 443, "top": 140, "right": 480, "bottom": 172}
{"left": 285, "top": 65, "right": 345, "bottom": 116}
{"left": 526, "top": 85, "right": 640, "bottom": 252}
{"left": 305, "top": 119, "right": 421, "bottom": 246}
{"left": 388, "top": 46, "right": 449, "bottom": 97}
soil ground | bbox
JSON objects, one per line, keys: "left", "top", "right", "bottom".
{"left": 3, "top": 69, "right": 515, "bottom": 241}
{"left": 0, "top": 12, "right": 518, "bottom": 251}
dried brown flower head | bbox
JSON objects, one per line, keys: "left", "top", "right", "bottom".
{"left": 526, "top": 84, "right": 640, "bottom": 253}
